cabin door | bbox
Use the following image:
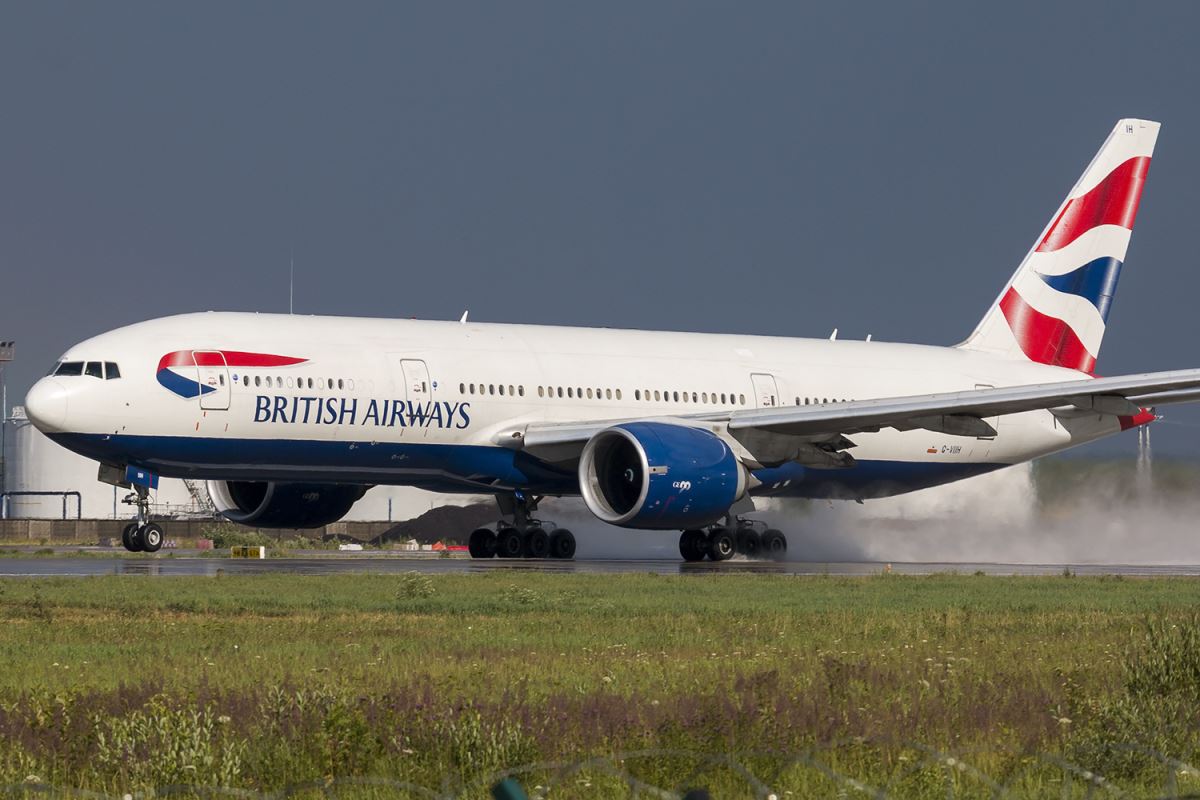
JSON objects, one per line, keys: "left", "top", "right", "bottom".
{"left": 194, "top": 351, "right": 231, "bottom": 411}
{"left": 400, "top": 359, "right": 432, "bottom": 403}
{"left": 750, "top": 373, "right": 780, "bottom": 408}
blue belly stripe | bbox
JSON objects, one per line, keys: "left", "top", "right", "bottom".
{"left": 50, "top": 432, "right": 1005, "bottom": 501}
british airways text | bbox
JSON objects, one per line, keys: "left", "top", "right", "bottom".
{"left": 253, "top": 396, "right": 471, "bottom": 429}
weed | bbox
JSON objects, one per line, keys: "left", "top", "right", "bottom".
{"left": 396, "top": 571, "right": 435, "bottom": 601}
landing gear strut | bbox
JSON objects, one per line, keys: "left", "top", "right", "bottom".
{"left": 468, "top": 493, "right": 576, "bottom": 560}
{"left": 679, "top": 518, "right": 786, "bottom": 562}
{"left": 119, "top": 486, "right": 164, "bottom": 553}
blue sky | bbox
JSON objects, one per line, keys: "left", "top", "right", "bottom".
{"left": 4, "top": 2, "right": 1200, "bottom": 455}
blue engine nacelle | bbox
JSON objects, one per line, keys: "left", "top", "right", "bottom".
{"left": 578, "top": 422, "right": 747, "bottom": 529}
{"left": 206, "top": 480, "right": 368, "bottom": 529}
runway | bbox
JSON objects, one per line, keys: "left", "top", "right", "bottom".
{"left": 2, "top": 550, "right": 1200, "bottom": 577}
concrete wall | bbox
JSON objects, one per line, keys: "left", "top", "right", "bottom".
{"left": 0, "top": 518, "right": 399, "bottom": 544}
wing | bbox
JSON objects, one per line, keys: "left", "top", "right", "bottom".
{"left": 511, "top": 368, "right": 1200, "bottom": 467}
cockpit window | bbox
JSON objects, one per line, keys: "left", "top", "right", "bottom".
{"left": 84, "top": 362, "right": 104, "bottom": 379}
{"left": 55, "top": 361, "right": 84, "bottom": 376}
{"left": 105, "top": 362, "right": 121, "bottom": 379}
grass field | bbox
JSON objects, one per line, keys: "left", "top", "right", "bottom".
{"left": 2, "top": 572, "right": 1200, "bottom": 798}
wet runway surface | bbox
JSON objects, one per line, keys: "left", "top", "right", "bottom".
{"left": 3, "top": 551, "right": 1200, "bottom": 577}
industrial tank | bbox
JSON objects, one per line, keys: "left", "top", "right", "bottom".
{"left": 2, "top": 406, "right": 486, "bottom": 522}
{"left": 2, "top": 406, "right": 198, "bottom": 519}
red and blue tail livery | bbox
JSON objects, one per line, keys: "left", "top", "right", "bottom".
{"left": 962, "top": 119, "right": 1159, "bottom": 375}
{"left": 156, "top": 350, "right": 307, "bottom": 398}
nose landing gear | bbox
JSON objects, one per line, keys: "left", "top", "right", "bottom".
{"left": 679, "top": 519, "right": 786, "bottom": 562}
{"left": 119, "top": 486, "right": 164, "bottom": 553}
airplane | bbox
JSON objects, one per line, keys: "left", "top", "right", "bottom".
{"left": 23, "top": 118, "right": 1200, "bottom": 561}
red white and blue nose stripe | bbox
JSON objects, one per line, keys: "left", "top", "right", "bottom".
{"left": 156, "top": 350, "right": 307, "bottom": 398}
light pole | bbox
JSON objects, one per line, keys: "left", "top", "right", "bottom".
{"left": 0, "top": 341, "right": 13, "bottom": 422}
{"left": 0, "top": 341, "right": 13, "bottom": 494}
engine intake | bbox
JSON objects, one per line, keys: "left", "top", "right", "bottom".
{"left": 206, "top": 481, "right": 368, "bottom": 529}
{"left": 578, "top": 422, "right": 746, "bottom": 529}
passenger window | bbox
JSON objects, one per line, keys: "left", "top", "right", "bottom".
{"left": 105, "top": 362, "right": 121, "bottom": 380}
{"left": 56, "top": 361, "right": 84, "bottom": 376}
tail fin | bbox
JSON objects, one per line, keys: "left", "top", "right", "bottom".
{"left": 959, "top": 118, "right": 1159, "bottom": 373}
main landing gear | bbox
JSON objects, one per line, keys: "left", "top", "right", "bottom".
{"left": 468, "top": 493, "right": 576, "bottom": 560}
{"left": 119, "top": 486, "right": 164, "bottom": 553}
{"left": 679, "top": 519, "right": 786, "bottom": 562}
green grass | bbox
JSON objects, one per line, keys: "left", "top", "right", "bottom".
{"left": 2, "top": 573, "right": 1200, "bottom": 797}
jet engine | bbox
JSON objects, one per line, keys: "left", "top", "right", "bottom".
{"left": 578, "top": 422, "right": 747, "bottom": 529}
{"left": 206, "top": 481, "right": 368, "bottom": 529}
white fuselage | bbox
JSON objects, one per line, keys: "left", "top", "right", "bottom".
{"left": 26, "top": 312, "right": 1123, "bottom": 501}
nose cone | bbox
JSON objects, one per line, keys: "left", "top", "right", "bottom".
{"left": 25, "top": 378, "right": 70, "bottom": 433}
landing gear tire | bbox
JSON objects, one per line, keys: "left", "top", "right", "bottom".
{"left": 496, "top": 526, "right": 524, "bottom": 559}
{"left": 468, "top": 528, "right": 498, "bottom": 559}
{"left": 120, "top": 485, "right": 165, "bottom": 554}
{"left": 761, "top": 528, "right": 787, "bottom": 560}
{"left": 549, "top": 529, "right": 576, "bottom": 560}
{"left": 679, "top": 529, "right": 708, "bottom": 562}
{"left": 736, "top": 527, "right": 761, "bottom": 558}
{"left": 708, "top": 527, "right": 736, "bottom": 561}
{"left": 121, "top": 523, "right": 142, "bottom": 552}
{"left": 141, "top": 523, "right": 164, "bottom": 553}
{"left": 523, "top": 526, "right": 549, "bottom": 558}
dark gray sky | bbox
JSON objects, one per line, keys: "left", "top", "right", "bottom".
{"left": 4, "top": 2, "right": 1200, "bottom": 455}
